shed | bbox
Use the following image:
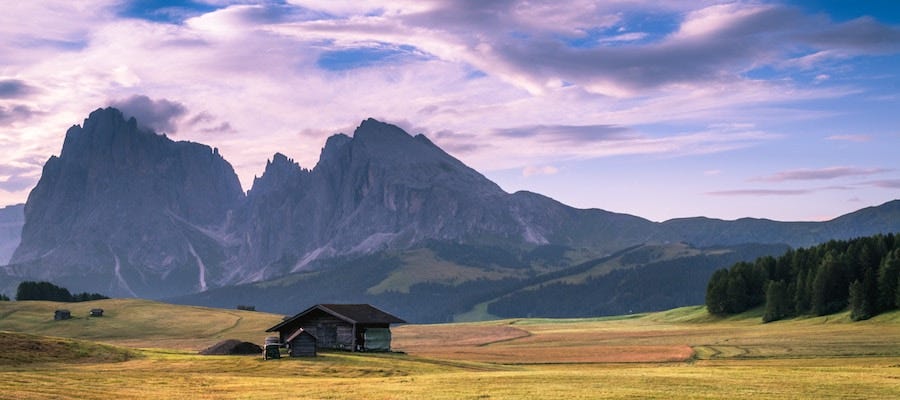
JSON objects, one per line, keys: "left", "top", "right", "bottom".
{"left": 266, "top": 304, "right": 405, "bottom": 352}
{"left": 54, "top": 309, "right": 71, "bottom": 320}
{"left": 90, "top": 308, "right": 104, "bottom": 317}
{"left": 285, "top": 329, "right": 317, "bottom": 357}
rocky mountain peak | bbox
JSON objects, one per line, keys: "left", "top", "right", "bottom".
{"left": 59, "top": 107, "right": 140, "bottom": 161}
{"left": 9, "top": 107, "right": 245, "bottom": 298}
{"left": 250, "top": 153, "right": 305, "bottom": 196}
{"left": 317, "top": 133, "right": 351, "bottom": 167}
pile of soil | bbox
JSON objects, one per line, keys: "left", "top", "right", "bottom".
{"left": 199, "top": 339, "right": 262, "bottom": 355}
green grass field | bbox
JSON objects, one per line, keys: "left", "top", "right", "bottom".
{"left": 1, "top": 300, "right": 898, "bottom": 399}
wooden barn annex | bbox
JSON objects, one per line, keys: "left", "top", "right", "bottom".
{"left": 266, "top": 304, "right": 406, "bottom": 353}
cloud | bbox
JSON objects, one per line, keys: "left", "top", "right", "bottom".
{"left": 706, "top": 185, "right": 853, "bottom": 197}
{"left": 804, "top": 16, "right": 900, "bottom": 53}
{"left": 707, "top": 189, "right": 813, "bottom": 196}
{"left": 110, "top": 95, "right": 188, "bottom": 134}
{"left": 0, "top": 79, "right": 37, "bottom": 98}
{"left": 825, "top": 134, "right": 872, "bottom": 142}
{"left": 186, "top": 111, "right": 237, "bottom": 134}
{"left": 753, "top": 167, "right": 889, "bottom": 182}
{"left": 0, "top": 104, "right": 42, "bottom": 125}
{"left": 494, "top": 124, "right": 632, "bottom": 143}
{"left": 0, "top": 161, "right": 42, "bottom": 192}
{"left": 522, "top": 165, "right": 559, "bottom": 177}
{"left": 866, "top": 179, "right": 900, "bottom": 189}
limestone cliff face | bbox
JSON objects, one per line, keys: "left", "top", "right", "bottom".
{"left": 231, "top": 119, "right": 531, "bottom": 281}
{"left": 9, "top": 108, "right": 244, "bottom": 297}
{"left": 0, "top": 204, "right": 24, "bottom": 265}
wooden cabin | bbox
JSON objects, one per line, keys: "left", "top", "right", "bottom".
{"left": 266, "top": 304, "right": 405, "bottom": 353}
{"left": 90, "top": 308, "right": 104, "bottom": 317}
{"left": 54, "top": 309, "right": 71, "bottom": 320}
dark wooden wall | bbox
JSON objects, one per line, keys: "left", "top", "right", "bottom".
{"left": 295, "top": 311, "right": 355, "bottom": 350}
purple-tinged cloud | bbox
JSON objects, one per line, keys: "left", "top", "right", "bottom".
{"left": 708, "top": 184, "right": 855, "bottom": 196}
{"left": 805, "top": 16, "right": 900, "bottom": 53}
{"left": 110, "top": 95, "right": 187, "bottom": 134}
{"left": 826, "top": 134, "right": 872, "bottom": 142}
{"left": 494, "top": 124, "right": 632, "bottom": 143}
{"left": 200, "top": 122, "right": 236, "bottom": 134}
{"left": 0, "top": 105, "right": 42, "bottom": 125}
{"left": 867, "top": 179, "right": 900, "bottom": 189}
{"left": 0, "top": 79, "right": 37, "bottom": 99}
{"left": 0, "top": 163, "right": 40, "bottom": 192}
{"left": 707, "top": 189, "right": 813, "bottom": 196}
{"left": 753, "top": 167, "right": 889, "bottom": 182}
{"left": 383, "top": 2, "right": 900, "bottom": 95}
{"left": 186, "top": 111, "right": 236, "bottom": 135}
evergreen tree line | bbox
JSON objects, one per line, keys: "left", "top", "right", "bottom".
{"left": 0, "top": 293, "right": 9, "bottom": 301}
{"left": 706, "top": 233, "right": 900, "bottom": 322}
{"left": 15, "top": 281, "right": 109, "bottom": 302}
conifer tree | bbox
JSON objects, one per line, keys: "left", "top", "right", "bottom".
{"left": 706, "top": 269, "right": 730, "bottom": 315}
{"left": 877, "top": 250, "right": 900, "bottom": 312}
{"left": 763, "top": 280, "right": 790, "bottom": 322}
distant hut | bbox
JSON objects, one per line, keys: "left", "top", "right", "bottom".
{"left": 90, "top": 308, "right": 104, "bottom": 317}
{"left": 54, "top": 309, "right": 71, "bottom": 320}
{"left": 285, "top": 329, "right": 316, "bottom": 357}
{"left": 266, "top": 304, "right": 405, "bottom": 352}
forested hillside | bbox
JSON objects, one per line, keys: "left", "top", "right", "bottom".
{"left": 706, "top": 234, "right": 900, "bottom": 322}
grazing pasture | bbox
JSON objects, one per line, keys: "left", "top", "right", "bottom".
{"left": 1, "top": 300, "right": 898, "bottom": 399}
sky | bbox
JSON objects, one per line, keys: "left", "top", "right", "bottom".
{"left": 1, "top": 0, "right": 899, "bottom": 222}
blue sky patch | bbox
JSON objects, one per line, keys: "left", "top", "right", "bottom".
{"left": 118, "top": 0, "right": 224, "bottom": 24}
{"left": 559, "top": 11, "right": 679, "bottom": 49}
{"left": 793, "top": 0, "right": 900, "bottom": 23}
{"left": 316, "top": 45, "right": 430, "bottom": 71}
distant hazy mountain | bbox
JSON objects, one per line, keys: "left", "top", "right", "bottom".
{"left": 4, "top": 107, "right": 900, "bottom": 320}
{"left": 0, "top": 204, "right": 24, "bottom": 265}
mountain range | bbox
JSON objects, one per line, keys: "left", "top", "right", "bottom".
{"left": 2, "top": 107, "right": 898, "bottom": 321}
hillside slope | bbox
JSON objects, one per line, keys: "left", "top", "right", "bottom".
{"left": 0, "top": 299, "right": 283, "bottom": 350}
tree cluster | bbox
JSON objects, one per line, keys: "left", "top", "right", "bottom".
{"left": 706, "top": 234, "right": 900, "bottom": 322}
{"left": 15, "top": 281, "right": 109, "bottom": 302}
{"left": 0, "top": 293, "right": 9, "bottom": 301}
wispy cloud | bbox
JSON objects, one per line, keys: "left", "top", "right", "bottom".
{"left": 707, "top": 189, "right": 814, "bottom": 196}
{"left": 866, "top": 179, "right": 900, "bottom": 189}
{"left": 0, "top": 104, "right": 42, "bottom": 125}
{"left": 707, "top": 185, "right": 852, "bottom": 197}
{"left": 0, "top": 79, "right": 37, "bottom": 98}
{"left": 522, "top": 165, "right": 559, "bottom": 177}
{"left": 494, "top": 124, "right": 632, "bottom": 143}
{"left": 825, "top": 134, "right": 872, "bottom": 142}
{"left": 752, "top": 166, "right": 890, "bottom": 182}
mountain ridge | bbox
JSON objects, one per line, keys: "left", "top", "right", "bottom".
{"left": 3, "top": 107, "right": 899, "bottom": 320}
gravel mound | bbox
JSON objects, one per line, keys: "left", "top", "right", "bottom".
{"left": 199, "top": 339, "right": 262, "bottom": 355}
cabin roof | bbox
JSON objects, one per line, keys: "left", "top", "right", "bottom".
{"left": 285, "top": 328, "right": 314, "bottom": 342}
{"left": 266, "top": 304, "right": 406, "bottom": 332}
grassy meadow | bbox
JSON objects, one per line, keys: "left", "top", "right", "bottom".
{"left": 1, "top": 299, "right": 898, "bottom": 399}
